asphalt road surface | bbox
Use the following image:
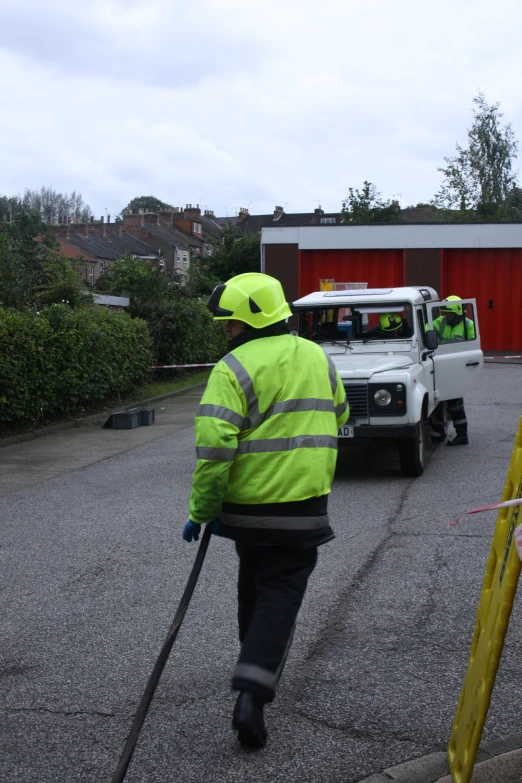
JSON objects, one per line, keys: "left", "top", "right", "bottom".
{"left": 1, "top": 364, "right": 522, "bottom": 783}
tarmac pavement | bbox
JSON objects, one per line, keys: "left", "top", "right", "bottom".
{"left": 1, "top": 364, "right": 522, "bottom": 783}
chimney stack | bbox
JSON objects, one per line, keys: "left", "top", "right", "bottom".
{"left": 185, "top": 203, "right": 201, "bottom": 219}
{"left": 122, "top": 213, "right": 145, "bottom": 231}
{"left": 48, "top": 224, "right": 69, "bottom": 239}
{"left": 158, "top": 210, "right": 175, "bottom": 226}
{"left": 273, "top": 205, "right": 284, "bottom": 219}
{"left": 89, "top": 220, "right": 106, "bottom": 237}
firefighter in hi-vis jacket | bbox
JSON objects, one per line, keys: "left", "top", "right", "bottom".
{"left": 183, "top": 273, "right": 349, "bottom": 748}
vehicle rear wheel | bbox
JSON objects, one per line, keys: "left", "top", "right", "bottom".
{"left": 398, "top": 421, "right": 426, "bottom": 477}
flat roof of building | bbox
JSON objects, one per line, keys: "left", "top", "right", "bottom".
{"left": 261, "top": 223, "right": 522, "bottom": 249}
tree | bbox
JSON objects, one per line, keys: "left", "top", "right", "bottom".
{"left": 98, "top": 256, "right": 227, "bottom": 364}
{"left": 1, "top": 187, "right": 93, "bottom": 224}
{"left": 0, "top": 211, "right": 89, "bottom": 310}
{"left": 0, "top": 215, "right": 43, "bottom": 310}
{"left": 0, "top": 194, "right": 22, "bottom": 221}
{"left": 502, "top": 186, "right": 522, "bottom": 221}
{"left": 434, "top": 92, "right": 519, "bottom": 218}
{"left": 123, "top": 195, "right": 174, "bottom": 213}
{"left": 341, "top": 181, "right": 401, "bottom": 223}
{"left": 36, "top": 243, "right": 92, "bottom": 309}
{"left": 186, "top": 223, "right": 261, "bottom": 297}
{"left": 210, "top": 223, "right": 261, "bottom": 278}
{"left": 185, "top": 265, "right": 222, "bottom": 298}
{"left": 97, "top": 255, "right": 181, "bottom": 317}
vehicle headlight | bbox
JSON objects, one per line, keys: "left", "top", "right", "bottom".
{"left": 374, "top": 388, "right": 392, "bottom": 407}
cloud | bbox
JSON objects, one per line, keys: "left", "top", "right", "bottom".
{"left": 0, "top": 0, "right": 521, "bottom": 216}
{"left": 0, "top": 0, "right": 263, "bottom": 86}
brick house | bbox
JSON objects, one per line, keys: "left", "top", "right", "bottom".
{"left": 49, "top": 219, "right": 160, "bottom": 285}
{"left": 120, "top": 209, "right": 208, "bottom": 279}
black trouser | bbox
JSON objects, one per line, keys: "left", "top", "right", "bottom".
{"left": 232, "top": 543, "right": 318, "bottom": 704}
{"left": 431, "top": 399, "right": 468, "bottom": 440}
{"left": 447, "top": 397, "right": 468, "bottom": 436}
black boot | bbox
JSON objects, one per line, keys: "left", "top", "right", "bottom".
{"left": 447, "top": 426, "right": 468, "bottom": 446}
{"left": 232, "top": 690, "right": 267, "bottom": 748}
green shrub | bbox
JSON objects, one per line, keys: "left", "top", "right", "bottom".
{"left": 152, "top": 298, "right": 228, "bottom": 366}
{"left": 0, "top": 305, "right": 153, "bottom": 424}
{"left": 97, "top": 256, "right": 228, "bottom": 365}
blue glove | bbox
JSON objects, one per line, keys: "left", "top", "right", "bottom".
{"left": 183, "top": 520, "right": 201, "bottom": 542}
{"left": 182, "top": 518, "right": 220, "bottom": 542}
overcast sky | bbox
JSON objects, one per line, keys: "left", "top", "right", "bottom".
{"left": 1, "top": 0, "right": 521, "bottom": 219}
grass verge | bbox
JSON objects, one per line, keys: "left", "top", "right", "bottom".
{"left": 0, "top": 370, "right": 211, "bottom": 441}
{"left": 138, "top": 370, "right": 211, "bottom": 399}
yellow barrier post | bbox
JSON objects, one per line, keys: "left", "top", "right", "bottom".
{"left": 448, "top": 415, "right": 522, "bottom": 783}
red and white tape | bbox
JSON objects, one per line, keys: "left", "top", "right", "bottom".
{"left": 448, "top": 498, "right": 522, "bottom": 562}
{"left": 153, "top": 363, "right": 216, "bottom": 369}
{"left": 448, "top": 497, "right": 522, "bottom": 527}
{"left": 486, "top": 355, "right": 522, "bottom": 360}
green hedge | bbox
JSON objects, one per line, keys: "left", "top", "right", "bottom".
{"left": 152, "top": 298, "right": 228, "bottom": 366}
{"left": 0, "top": 305, "right": 153, "bottom": 424}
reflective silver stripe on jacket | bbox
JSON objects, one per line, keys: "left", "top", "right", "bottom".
{"left": 197, "top": 403, "right": 244, "bottom": 430}
{"left": 222, "top": 353, "right": 337, "bottom": 430}
{"left": 221, "top": 353, "right": 262, "bottom": 429}
{"left": 236, "top": 435, "right": 338, "bottom": 454}
{"left": 325, "top": 353, "right": 338, "bottom": 397}
{"left": 220, "top": 511, "right": 330, "bottom": 530}
{"left": 198, "top": 399, "right": 335, "bottom": 430}
{"left": 196, "top": 446, "right": 236, "bottom": 461}
{"left": 233, "top": 663, "right": 278, "bottom": 692}
{"left": 336, "top": 398, "right": 349, "bottom": 418}
{"left": 266, "top": 398, "right": 336, "bottom": 417}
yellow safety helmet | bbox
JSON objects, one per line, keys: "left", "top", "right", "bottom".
{"left": 380, "top": 312, "right": 402, "bottom": 332}
{"left": 441, "top": 295, "right": 463, "bottom": 316}
{"left": 207, "top": 273, "right": 293, "bottom": 329}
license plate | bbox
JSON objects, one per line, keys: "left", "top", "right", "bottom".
{"left": 338, "top": 425, "right": 354, "bottom": 438}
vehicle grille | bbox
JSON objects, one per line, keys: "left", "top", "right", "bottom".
{"left": 343, "top": 383, "right": 368, "bottom": 421}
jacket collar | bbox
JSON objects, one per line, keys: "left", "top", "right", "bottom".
{"left": 228, "top": 321, "right": 289, "bottom": 351}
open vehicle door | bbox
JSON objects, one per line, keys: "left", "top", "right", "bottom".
{"left": 425, "top": 298, "right": 483, "bottom": 401}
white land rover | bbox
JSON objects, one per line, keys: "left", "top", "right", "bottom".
{"left": 291, "top": 286, "right": 483, "bottom": 476}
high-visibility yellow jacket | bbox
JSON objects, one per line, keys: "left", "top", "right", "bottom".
{"left": 433, "top": 316, "right": 476, "bottom": 343}
{"left": 189, "top": 334, "right": 349, "bottom": 524}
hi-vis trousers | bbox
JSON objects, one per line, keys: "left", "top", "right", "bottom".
{"left": 232, "top": 543, "right": 318, "bottom": 703}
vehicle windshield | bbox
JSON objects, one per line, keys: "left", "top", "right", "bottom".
{"left": 296, "top": 303, "right": 415, "bottom": 343}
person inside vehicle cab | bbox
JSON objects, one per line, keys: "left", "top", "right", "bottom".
{"left": 363, "top": 312, "right": 413, "bottom": 340}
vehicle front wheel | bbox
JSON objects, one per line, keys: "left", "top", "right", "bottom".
{"left": 398, "top": 422, "right": 426, "bottom": 477}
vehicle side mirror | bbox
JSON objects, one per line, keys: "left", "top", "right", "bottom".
{"left": 424, "top": 329, "right": 438, "bottom": 351}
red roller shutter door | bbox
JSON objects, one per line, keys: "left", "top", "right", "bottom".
{"left": 298, "top": 250, "right": 404, "bottom": 298}
{"left": 442, "top": 249, "right": 522, "bottom": 352}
